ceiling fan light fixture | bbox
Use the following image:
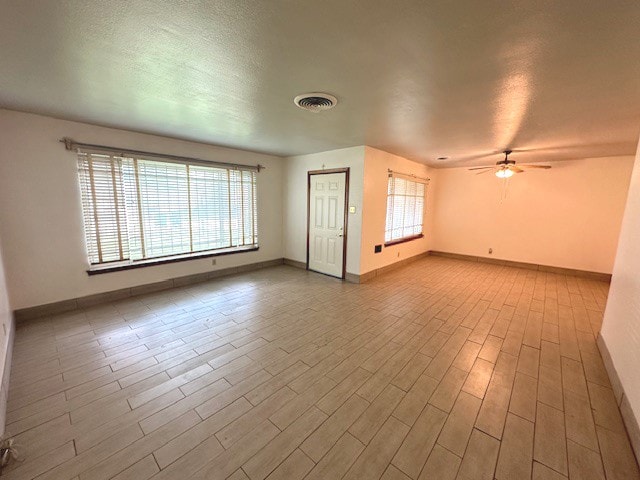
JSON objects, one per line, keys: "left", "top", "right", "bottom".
{"left": 495, "top": 168, "right": 514, "bottom": 179}
{"left": 468, "top": 149, "right": 551, "bottom": 177}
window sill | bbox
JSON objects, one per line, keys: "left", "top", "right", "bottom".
{"left": 384, "top": 234, "right": 424, "bottom": 247}
{"left": 87, "top": 245, "right": 259, "bottom": 275}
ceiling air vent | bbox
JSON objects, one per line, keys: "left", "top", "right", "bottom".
{"left": 294, "top": 93, "right": 338, "bottom": 112}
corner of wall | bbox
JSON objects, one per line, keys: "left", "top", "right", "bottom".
{"left": 597, "top": 333, "right": 640, "bottom": 465}
{"left": 359, "top": 147, "right": 434, "bottom": 276}
{"left": 281, "top": 146, "right": 366, "bottom": 275}
{"left": 0, "top": 110, "right": 286, "bottom": 310}
{"left": 0, "top": 238, "right": 14, "bottom": 438}
{"left": 429, "top": 156, "right": 633, "bottom": 273}
{"left": 0, "top": 315, "right": 14, "bottom": 438}
{"left": 599, "top": 138, "right": 640, "bottom": 465}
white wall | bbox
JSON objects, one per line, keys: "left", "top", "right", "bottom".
{"left": 283, "top": 146, "right": 365, "bottom": 275}
{"left": 360, "top": 147, "right": 435, "bottom": 274}
{"left": 1, "top": 108, "right": 633, "bottom": 313}
{"left": 0, "top": 237, "right": 12, "bottom": 436}
{"left": 600, "top": 140, "right": 640, "bottom": 443}
{"left": 0, "top": 110, "right": 284, "bottom": 310}
{"left": 431, "top": 156, "right": 634, "bottom": 273}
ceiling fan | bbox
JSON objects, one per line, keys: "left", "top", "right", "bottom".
{"left": 469, "top": 150, "right": 551, "bottom": 178}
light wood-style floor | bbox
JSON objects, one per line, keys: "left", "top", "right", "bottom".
{"left": 4, "top": 257, "right": 640, "bottom": 480}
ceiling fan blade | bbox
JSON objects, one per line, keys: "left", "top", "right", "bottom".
{"left": 510, "top": 167, "right": 524, "bottom": 173}
{"left": 468, "top": 166, "right": 494, "bottom": 171}
{"left": 519, "top": 164, "right": 552, "bottom": 169}
{"left": 476, "top": 169, "right": 495, "bottom": 175}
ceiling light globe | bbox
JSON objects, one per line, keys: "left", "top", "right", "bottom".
{"left": 495, "top": 169, "right": 514, "bottom": 178}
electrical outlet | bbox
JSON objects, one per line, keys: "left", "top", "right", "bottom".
{"left": 488, "top": 248, "right": 493, "bottom": 255}
{"left": 212, "top": 259, "right": 217, "bottom": 265}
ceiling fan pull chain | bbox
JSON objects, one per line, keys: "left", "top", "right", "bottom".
{"left": 500, "top": 177, "right": 510, "bottom": 202}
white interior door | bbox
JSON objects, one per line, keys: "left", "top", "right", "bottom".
{"left": 308, "top": 172, "right": 347, "bottom": 278}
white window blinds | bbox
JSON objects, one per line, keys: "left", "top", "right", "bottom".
{"left": 77, "top": 152, "right": 258, "bottom": 268}
{"left": 385, "top": 174, "right": 426, "bottom": 243}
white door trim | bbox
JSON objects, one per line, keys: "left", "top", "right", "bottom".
{"left": 306, "top": 168, "right": 349, "bottom": 279}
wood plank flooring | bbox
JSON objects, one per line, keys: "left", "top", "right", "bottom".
{"left": 4, "top": 256, "right": 640, "bottom": 479}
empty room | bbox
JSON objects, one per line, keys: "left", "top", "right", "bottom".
{"left": 1, "top": 1, "right": 640, "bottom": 479}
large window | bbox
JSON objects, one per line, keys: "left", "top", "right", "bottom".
{"left": 385, "top": 174, "right": 427, "bottom": 244}
{"left": 77, "top": 151, "right": 258, "bottom": 270}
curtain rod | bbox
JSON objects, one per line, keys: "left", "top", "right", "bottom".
{"left": 60, "top": 137, "right": 264, "bottom": 172}
{"left": 387, "top": 168, "right": 430, "bottom": 182}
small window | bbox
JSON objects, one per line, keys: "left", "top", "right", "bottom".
{"left": 385, "top": 174, "right": 427, "bottom": 245}
{"left": 77, "top": 151, "right": 258, "bottom": 271}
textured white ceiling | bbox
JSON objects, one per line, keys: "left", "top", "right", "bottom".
{"left": 1, "top": 1, "right": 639, "bottom": 167}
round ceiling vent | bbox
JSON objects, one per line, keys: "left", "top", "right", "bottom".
{"left": 294, "top": 93, "right": 338, "bottom": 112}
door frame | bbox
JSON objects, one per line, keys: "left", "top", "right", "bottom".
{"left": 306, "top": 167, "right": 350, "bottom": 280}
